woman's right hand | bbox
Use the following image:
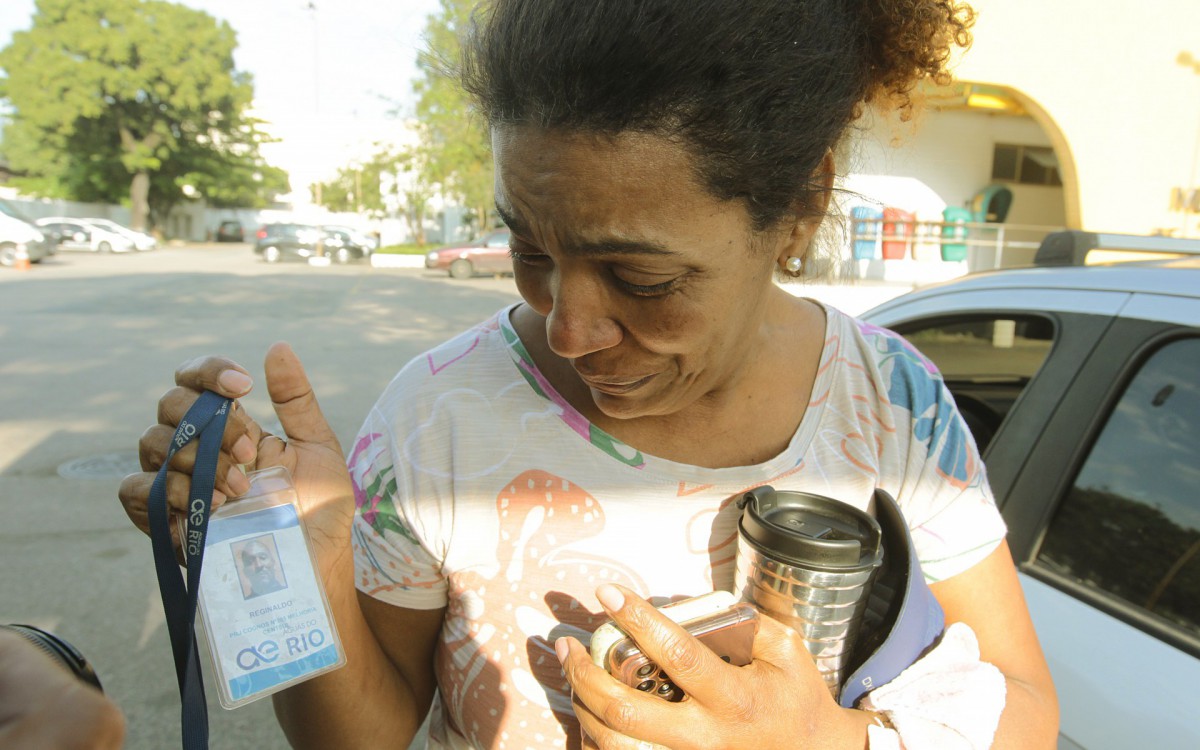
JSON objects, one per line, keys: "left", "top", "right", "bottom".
{"left": 117, "top": 342, "right": 357, "bottom": 576}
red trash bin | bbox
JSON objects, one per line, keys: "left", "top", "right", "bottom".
{"left": 882, "top": 208, "right": 914, "bottom": 260}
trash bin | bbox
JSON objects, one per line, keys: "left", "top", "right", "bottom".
{"left": 882, "top": 207, "right": 913, "bottom": 260}
{"left": 850, "top": 206, "right": 882, "bottom": 260}
{"left": 911, "top": 211, "right": 942, "bottom": 262}
{"left": 941, "top": 206, "right": 972, "bottom": 262}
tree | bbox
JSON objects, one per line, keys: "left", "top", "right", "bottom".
{"left": 313, "top": 158, "right": 386, "bottom": 216}
{"left": 392, "top": 138, "right": 438, "bottom": 246}
{"left": 314, "top": 0, "right": 491, "bottom": 243}
{"left": 144, "top": 112, "right": 289, "bottom": 228}
{"left": 0, "top": 0, "right": 286, "bottom": 230}
{"left": 412, "top": 0, "right": 495, "bottom": 235}
{"left": 312, "top": 138, "right": 436, "bottom": 245}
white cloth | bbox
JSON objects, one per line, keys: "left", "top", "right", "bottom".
{"left": 861, "top": 622, "right": 1007, "bottom": 749}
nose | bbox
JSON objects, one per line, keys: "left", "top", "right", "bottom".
{"left": 539, "top": 268, "right": 623, "bottom": 359}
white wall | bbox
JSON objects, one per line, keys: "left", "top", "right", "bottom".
{"left": 0, "top": 193, "right": 134, "bottom": 226}
{"left": 848, "top": 109, "right": 1067, "bottom": 227}
{"left": 957, "top": 0, "right": 1200, "bottom": 236}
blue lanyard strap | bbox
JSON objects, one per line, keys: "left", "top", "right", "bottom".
{"left": 147, "top": 390, "right": 232, "bottom": 750}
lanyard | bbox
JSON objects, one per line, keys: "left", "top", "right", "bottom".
{"left": 147, "top": 390, "right": 232, "bottom": 750}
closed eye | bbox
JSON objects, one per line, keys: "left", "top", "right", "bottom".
{"left": 508, "top": 247, "right": 551, "bottom": 267}
{"left": 614, "top": 274, "right": 683, "bottom": 296}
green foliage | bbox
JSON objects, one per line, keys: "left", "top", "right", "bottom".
{"left": 313, "top": 137, "right": 438, "bottom": 244}
{"left": 0, "top": 0, "right": 288, "bottom": 229}
{"left": 312, "top": 0, "right": 494, "bottom": 243}
{"left": 412, "top": 0, "right": 493, "bottom": 232}
{"left": 313, "top": 155, "right": 388, "bottom": 216}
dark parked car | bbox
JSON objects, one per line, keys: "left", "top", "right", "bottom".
{"left": 425, "top": 228, "right": 512, "bottom": 279}
{"left": 215, "top": 220, "right": 245, "bottom": 242}
{"left": 253, "top": 223, "right": 324, "bottom": 263}
{"left": 254, "top": 223, "right": 373, "bottom": 264}
{"left": 862, "top": 231, "right": 1200, "bottom": 750}
{"left": 320, "top": 225, "right": 374, "bottom": 264}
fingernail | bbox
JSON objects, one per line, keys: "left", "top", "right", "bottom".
{"left": 226, "top": 466, "right": 249, "bottom": 496}
{"left": 218, "top": 370, "right": 253, "bottom": 395}
{"left": 211, "top": 489, "right": 227, "bottom": 509}
{"left": 231, "top": 434, "right": 256, "bottom": 464}
{"left": 596, "top": 584, "right": 625, "bottom": 613}
{"left": 554, "top": 637, "right": 569, "bottom": 664}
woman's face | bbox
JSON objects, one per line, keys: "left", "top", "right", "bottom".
{"left": 493, "top": 125, "right": 803, "bottom": 422}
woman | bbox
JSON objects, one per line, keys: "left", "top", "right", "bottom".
{"left": 120, "top": 0, "right": 1058, "bottom": 747}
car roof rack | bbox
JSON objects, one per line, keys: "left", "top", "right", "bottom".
{"left": 1034, "top": 230, "right": 1200, "bottom": 266}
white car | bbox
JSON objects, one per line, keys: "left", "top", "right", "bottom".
{"left": 35, "top": 217, "right": 136, "bottom": 253}
{"left": 83, "top": 218, "right": 158, "bottom": 251}
{"left": 862, "top": 231, "right": 1200, "bottom": 749}
{"left": 0, "top": 213, "right": 54, "bottom": 267}
{"left": 0, "top": 200, "right": 55, "bottom": 267}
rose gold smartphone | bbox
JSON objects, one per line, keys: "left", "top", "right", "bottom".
{"left": 589, "top": 591, "right": 759, "bottom": 702}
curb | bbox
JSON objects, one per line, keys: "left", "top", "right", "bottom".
{"left": 370, "top": 254, "right": 425, "bottom": 269}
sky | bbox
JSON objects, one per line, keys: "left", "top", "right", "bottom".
{"left": 0, "top": 0, "right": 443, "bottom": 199}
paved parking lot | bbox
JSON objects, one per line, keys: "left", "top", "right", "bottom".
{"left": 0, "top": 242, "right": 912, "bottom": 748}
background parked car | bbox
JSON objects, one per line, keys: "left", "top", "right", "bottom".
{"left": 35, "top": 217, "right": 136, "bottom": 253}
{"left": 83, "top": 218, "right": 157, "bottom": 251}
{"left": 253, "top": 222, "right": 353, "bottom": 264}
{"left": 215, "top": 220, "right": 245, "bottom": 242}
{"left": 0, "top": 211, "right": 54, "bottom": 267}
{"left": 320, "top": 225, "right": 374, "bottom": 264}
{"left": 425, "top": 228, "right": 512, "bottom": 279}
{"left": 861, "top": 231, "right": 1200, "bottom": 750}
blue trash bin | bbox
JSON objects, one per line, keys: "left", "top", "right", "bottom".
{"left": 850, "top": 206, "right": 882, "bottom": 260}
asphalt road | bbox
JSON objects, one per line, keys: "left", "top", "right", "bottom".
{"left": 0, "top": 243, "right": 911, "bottom": 748}
{"left": 0, "top": 244, "right": 523, "bottom": 749}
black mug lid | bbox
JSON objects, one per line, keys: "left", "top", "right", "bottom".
{"left": 737, "top": 486, "right": 883, "bottom": 570}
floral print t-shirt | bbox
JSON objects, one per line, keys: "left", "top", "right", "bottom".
{"left": 349, "top": 303, "right": 1005, "bottom": 749}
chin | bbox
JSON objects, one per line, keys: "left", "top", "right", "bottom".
{"left": 588, "top": 388, "right": 670, "bottom": 422}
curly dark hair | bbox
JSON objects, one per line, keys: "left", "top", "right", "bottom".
{"left": 460, "top": 0, "right": 973, "bottom": 232}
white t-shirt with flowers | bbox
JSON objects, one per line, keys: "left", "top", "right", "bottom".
{"left": 349, "top": 303, "right": 1005, "bottom": 749}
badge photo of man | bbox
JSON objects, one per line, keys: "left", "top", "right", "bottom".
{"left": 234, "top": 535, "right": 288, "bottom": 600}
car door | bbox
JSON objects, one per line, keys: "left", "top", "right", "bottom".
{"left": 863, "top": 285, "right": 1128, "bottom": 487}
{"left": 54, "top": 222, "right": 91, "bottom": 251}
{"left": 862, "top": 286, "right": 1200, "bottom": 748}
{"left": 999, "top": 296, "right": 1200, "bottom": 750}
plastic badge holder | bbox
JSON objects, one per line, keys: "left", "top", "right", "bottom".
{"left": 187, "top": 466, "right": 346, "bottom": 709}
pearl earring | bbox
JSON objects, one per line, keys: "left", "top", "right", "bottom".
{"left": 785, "top": 256, "right": 803, "bottom": 274}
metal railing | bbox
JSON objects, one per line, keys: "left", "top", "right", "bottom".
{"left": 849, "top": 219, "right": 1066, "bottom": 270}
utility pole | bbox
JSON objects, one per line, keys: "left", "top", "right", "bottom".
{"left": 355, "top": 167, "right": 363, "bottom": 213}
{"left": 306, "top": 2, "right": 320, "bottom": 115}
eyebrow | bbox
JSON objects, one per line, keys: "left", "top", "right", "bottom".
{"left": 495, "top": 203, "right": 677, "bottom": 257}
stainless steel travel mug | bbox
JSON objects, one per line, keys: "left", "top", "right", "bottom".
{"left": 735, "top": 486, "right": 884, "bottom": 698}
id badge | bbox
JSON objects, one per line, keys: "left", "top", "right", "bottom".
{"left": 191, "top": 466, "right": 346, "bottom": 709}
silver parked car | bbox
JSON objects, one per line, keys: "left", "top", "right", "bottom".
{"left": 82, "top": 218, "right": 158, "bottom": 252}
{"left": 35, "top": 217, "right": 136, "bottom": 253}
{"left": 862, "top": 231, "right": 1200, "bottom": 750}
{"left": 0, "top": 200, "right": 55, "bottom": 266}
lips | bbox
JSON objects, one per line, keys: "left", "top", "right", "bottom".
{"left": 579, "top": 373, "right": 654, "bottom": 395}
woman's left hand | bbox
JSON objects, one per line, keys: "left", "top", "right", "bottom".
{"left": 556, "top": 584, "right": 869, "bottom": 749}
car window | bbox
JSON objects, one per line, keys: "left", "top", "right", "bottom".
{"left": 0, "top": 199, "right": 37, "bottom": 223}
{"left": 484, "top": 230, "right": 510, "bottom": 248}
{"left": 1036, "top": 337, "right": 1200, "bottom": 643}
{"left": 894, "top": 315, "right": 1055, "bottom": 452}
